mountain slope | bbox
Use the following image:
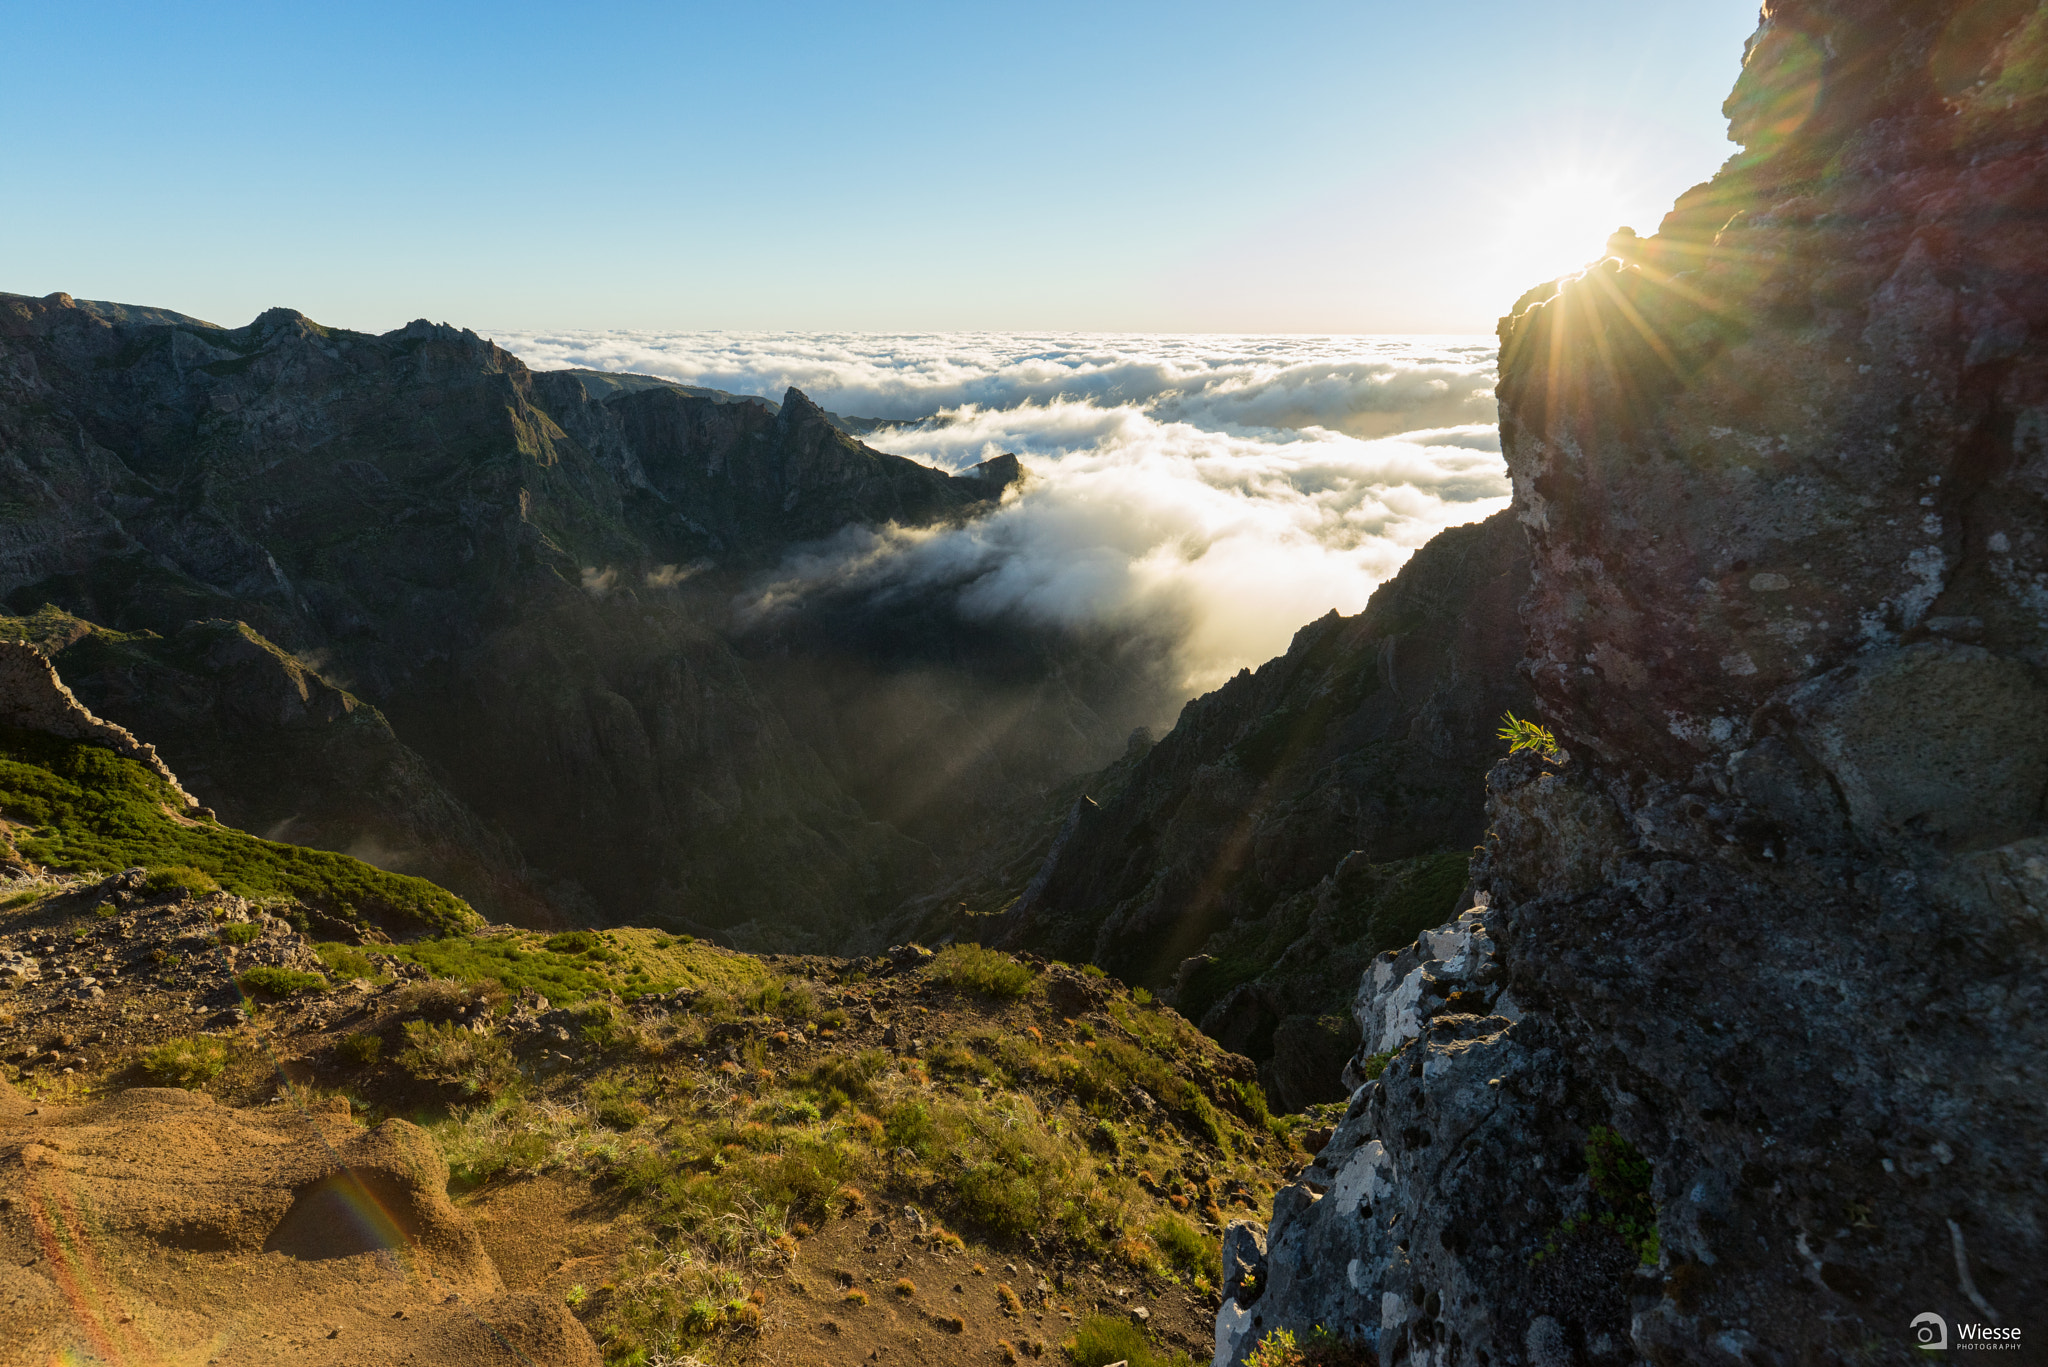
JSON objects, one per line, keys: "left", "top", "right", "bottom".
{"left": 0, "top": 293, "right": 1137, "bottom": 941}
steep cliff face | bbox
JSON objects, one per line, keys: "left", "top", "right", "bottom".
{"left": 1221, "top": 2, "right": 2048, "bottom": 1363}
{"left": 0, "top": 294, "right": 1134, "bottom": 939}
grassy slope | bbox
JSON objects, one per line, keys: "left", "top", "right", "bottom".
{"left": 0, "top": 724, "right": 477, "bottom": 938}
{"left": 184, "top": 937, "right": 1304, "bottom": 1367}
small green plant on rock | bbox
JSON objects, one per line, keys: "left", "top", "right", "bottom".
{"left": 1243, "top": 1325, "right": 1373, "bottom": 1367}
{"left": 218, "top": 920, "right": 262, "bottom": 946}
{"left": 1585, "top": 1124, "right": 1660, "bottom": 1264}
{"left": 1496, "top": 712, "right": 1560, "bottom": 759}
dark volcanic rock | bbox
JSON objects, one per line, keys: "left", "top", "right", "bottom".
{"left": 1222, "top": 2, "right": 2048, "bottom": 1364}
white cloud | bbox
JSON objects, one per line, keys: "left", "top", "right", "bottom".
{"left": 501, "top": 332, "right": 1510, "bottom": 696}
{"left": 495, "top": 330, "right": 1498, "bottom": 438}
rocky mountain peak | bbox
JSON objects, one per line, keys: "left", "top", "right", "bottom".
{"left": 1221, "top": 1, "right": 2048, "bottom": 1362}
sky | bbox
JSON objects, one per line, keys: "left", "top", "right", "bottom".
{"left": 0, "top": 1, "right": 1762, "bottom": 334}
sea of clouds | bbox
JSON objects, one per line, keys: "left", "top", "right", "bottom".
{"left": 495, "top": 331, "right": 1509, "bottom": 695}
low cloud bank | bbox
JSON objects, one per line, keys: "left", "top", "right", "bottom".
{"left": 495, "top": 331, "right": 1497, "bottom": 438}
{"left": 498, "top": 332, "right": 1509, "bottom": 694}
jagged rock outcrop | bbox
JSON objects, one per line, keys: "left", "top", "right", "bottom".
{"left": 959, "top": 509, "right": 1530, "bottom": 1104}
{"left": 1220, "top": 1, "right": 2048, "bottom": 1362}
{"left": 0, "top": 638, "right": 191, "bottom": 803}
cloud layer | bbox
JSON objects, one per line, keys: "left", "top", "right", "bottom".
{"left": 496, "top": 331, "right": 1509, "bottom": 696}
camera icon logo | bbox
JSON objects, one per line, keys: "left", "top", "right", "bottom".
{"left": 1911, "top": 1312, "right": 1948, "bottom": 1350}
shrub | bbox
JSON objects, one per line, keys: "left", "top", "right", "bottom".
{"left": 842, "top": 1288, "right": 868, "bottom": 1306}
{"left": 779, "top": 980, "right": 819, "bottom": 1022}
{"left": 1064, "top": 1313, "right": 1195, "bottom": 1367}
{"left": 958, "top": 1160, "right": 1042, "bottom": 1238}
{"left": 931, "top": 944, "right": 1035, "bottom": 998}
{"left": 573, "top": 999, "right": 634, "bottom": 1050}
{"left": 218, "top": 920, "right": 262, "bottom": 946}
{"left": 397, "top": 1019, "right": 514, "bottom": 1098}
{"left": 144, "top": 865, "right": 218, "bottom": 899}
{"left": 238, "top": 966, "right": 327, "bottom": 996}
{"left": 997, "top": 1283, "right": 1024, "bottom": 1317}
{"left": 812, "top": 1049, "right": 888, "bottom": 1109}
{"left": 885, "top": 1100, "right": 938, "bottom": 1158}
{"left": 315, "top": 941, "right": 379, "bottom": 980}
{"left": 595, "top": 1094, "right": 649, "bottom": 1131}
{"left": 337, "top": 1032, "right": 383, "bottom": 1065}
{"left": 1151, "top": 1214, "right": 1213, "bottom": 1282}
{"left": 892, "top": 1278, "right": 917, "bottom": 1298}
{"left": 390, "top": 976, "right": 472, "bottom": 1018}
{"left": 141, "top": 1035, "right": 229, "bottom": 1087}
{"left": 1358, "top": 1048, "right": 1396, "bottom": 1082}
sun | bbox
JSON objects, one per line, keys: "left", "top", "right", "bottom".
{"left": 1496, "top": 168, "right": 1646, "bottom": 286}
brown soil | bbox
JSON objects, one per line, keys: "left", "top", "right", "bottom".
{"left": 3, "top": 882, "right": 1291, "bottom": 1366}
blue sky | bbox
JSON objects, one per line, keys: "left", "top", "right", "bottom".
{"left": 1, "top": 1, "right": 1760, "bottom": 333}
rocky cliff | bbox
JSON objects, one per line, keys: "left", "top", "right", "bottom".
{"left": 1218, "top": 1, "right": 2048, "bottom": 1363}
{"left": 0, "top": 294, "right": 1154, "bottom": 940}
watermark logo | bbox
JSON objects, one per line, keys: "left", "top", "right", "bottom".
{"left": 1914, "top": 1310, "right": 2025, "bottom": 1353}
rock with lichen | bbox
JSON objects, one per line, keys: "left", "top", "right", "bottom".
{"left": 1219, "top": 0, "right": 2048, "bottom": 1362}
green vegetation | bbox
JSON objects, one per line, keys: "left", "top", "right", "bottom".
{"left": 397, "top": 1019, "right": 515, "bottom": 1099}
{"left": 0, "top": 725, "right": 476, "bottom": 937}
{"left": 337, "top": 1031, "right": 383, "bottom": 1065}
{"left": 218, "top": 920, "right": 262, "bottom": 946}
{"left": 1149, "top": 1213, "right": 1213, "bottom": 1282}
{"left": 314, "top": 941, "right": 379, "bottom": 980}
{"left": 330, "top": 943, "right": 1295, "bottom": 1365}
{"left": 237, "top": 966, "right": 327, "bottom": 996}
{"left": 930, "top": 943, "right": 1037, "bottom": 998}
{"left": 1357, "top": 1048, "right": 1397, "bottom": 1082}
{"left": 1497, "top": 711, "right": 1559, "bottom": 759}
{"left": 1242, "top": 1326, "right": 1373, "bottom": 1367}
{"left": 140, "top": 1035, "right": 230, "bottom": 1086}
{"left": 1530, "top": 1125, "right": 1660, "bottom": 1270}
{"left": 1585, "top": 1124, "right": 1660, "bottom": 1265}
{"left": 1064, "top": 1313, "right": 1197, "bottom": 1367}
{"left": 383, "top": 927, "right": 766, "bottom": 1004}
{"left": 143, "top": 865, "right": 218, "bottom": 898}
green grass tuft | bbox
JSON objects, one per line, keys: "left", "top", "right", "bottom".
{"left": 930, "top": 943, "right": 1036, "bottom": 998}
{"left": 1065, "top": 1313, "right": 1197, "bottom": 1367}
{"left": 238, "top": 966, "right": 327, "bottom": 996}
{"left": 141, "top": 1035, "right": 230, "bottom": 1086}
{"left": 143, "top": 865, "right": 218, "bottom": 898}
